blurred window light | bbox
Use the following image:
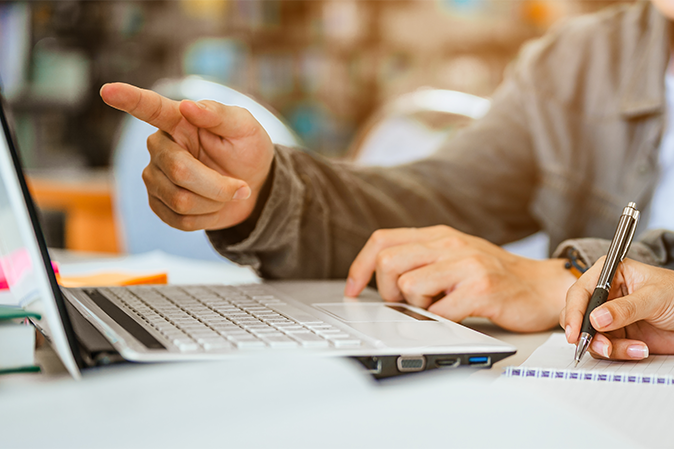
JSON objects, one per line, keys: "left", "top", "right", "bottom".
{"left": 180, "top": 0, "right": 229, "bottom": 20}
{"left": 31, "top": 38, "right": 90, "bottom": 107}
{"left": 322, "top": 1, "right": 363, "bottom": 44}
{"left": 440, "top": 0, "right": 488, "bottom": 15}
{"left": 0, "top": 2, "right": 31, "bottom": 100}
{"left": 391, "top": 89, "right": 491, "bottom": 120}
{"left": 182, "top": 38, "right": 249, "bottom": 88}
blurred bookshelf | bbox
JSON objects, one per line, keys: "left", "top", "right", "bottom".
{"left": 0, "top": 0, "right": 630, "bottom": 251}
{"left": 1, "top": 0, "right": 632, "bottom": 164}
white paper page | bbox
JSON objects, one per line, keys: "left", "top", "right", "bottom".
{"left": 496, "top": 333, "right": 674, "bottom": 448}
{"left": 519, "top": 333, "right": 674, "bottom": 376}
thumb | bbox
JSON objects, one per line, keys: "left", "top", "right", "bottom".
{"left": 590, "top": 288, "right": 661, "bottom": 332}
{"left": 179, "top": 100, "right": 266, "bottom": 141}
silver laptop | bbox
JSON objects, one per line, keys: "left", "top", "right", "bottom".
{"left": 0, "top": 93, "right": 515, "bottom": 380}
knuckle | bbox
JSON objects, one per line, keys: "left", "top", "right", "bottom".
{"left": 175, "top": 214, "right": 198, "bottom": 232}
{"left": 375, "top": 251, "right": 396, "bottom": 271}
{"left": 169, "top": 190, "right": 193, "bottom": 214}
{"left": 465, "top": 255, "right": 487, "bottom": 272}
{"left": 370, "top": 229, "right": 389, "bottom": 246}
{"left": 431, "top": 224, "right": 450, "bottom": 234}
{"left": 146, "top": 132, "right": 160, "bottom": 149}
{"left": 397, "top": 274, "right": 416, "bottom": 296}
{"left": 141, "top": 166, "right": 152, "bottom": 186}
{"left": 437, "top": 236, "right": 464, "bottom": 249}
{"left": 164, "top": 157, "right": 189, "bottom": 184}
{"left": 617, "top": 300, "right": 638, "bottom": 322}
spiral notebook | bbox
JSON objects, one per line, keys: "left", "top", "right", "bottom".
{"left": 502, "top": 333, "right": 674, "bottom": 385}
{"left": 497, "top": 333, "right": 674, "bottom": 448}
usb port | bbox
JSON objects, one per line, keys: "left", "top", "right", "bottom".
{"left": 468, "top": 356, "right": 490, "bottom": 366}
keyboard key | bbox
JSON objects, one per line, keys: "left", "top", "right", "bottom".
{"left": 269, "top": 305, "right": 325, "bottom": 324}
{"left": 324, "top": 334, "right": 353, "bottom": 340}
{"left": 282, "top": 328, "right": 311, "bottom": 334}
{"left": 261, "top": 335, "right": 299, "bottom": 348}
{"left": 290, "top": 332, "right": 330, "bottom": 348}
{"left": 176, "top": 342, "right": 200, "bottom": 352}
{"left": 331, "top": 339, "right": 362, "bottom": 348}
{"left": 233, "top": 340, "right": 266, "bottom": 349}
{"left": 202, "top": 341, "right": 232, "bottom": 351}
{"left": 314, "top": 328, "right": 343, "bottom": 335}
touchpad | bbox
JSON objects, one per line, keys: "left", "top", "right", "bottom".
{"left": 317, "top": 303, "right": 437, "bottom": 323}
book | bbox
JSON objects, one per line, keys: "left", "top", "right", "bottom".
{"left": 0, "top": 305, "right": 40, "bottom": 372}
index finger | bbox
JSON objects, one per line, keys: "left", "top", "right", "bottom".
{"left": 563, "top": 258, "right": 604, "bottom": 343}
{"left": 100, "top": 83, "right": 183, "bottom": 135}
{"left": 345, "top": 228, "right": 423, "bottom": 297}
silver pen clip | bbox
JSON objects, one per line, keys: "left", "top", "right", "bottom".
{"left": 619, "top": 203, "right": 640, "bottom": 262}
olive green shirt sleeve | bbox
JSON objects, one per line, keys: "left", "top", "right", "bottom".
{"left": 552, "top": 230, "right": 674, "bottom": 269}
{"left": 207, "top": 60, "right": 541, "bottom": 279}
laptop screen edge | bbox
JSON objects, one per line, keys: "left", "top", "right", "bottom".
{"left": 0, "top": 92, "right": 83, "bottom": 379}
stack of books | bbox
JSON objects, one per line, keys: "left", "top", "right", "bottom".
{"left": 0, "top": 305, "right": 40, "bottom": 374}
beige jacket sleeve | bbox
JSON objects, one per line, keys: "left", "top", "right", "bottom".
{"left": 207, "top": 61, "right": 541, "bottom": 279}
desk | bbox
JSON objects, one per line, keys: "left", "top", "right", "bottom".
{"left": 0, "top": 251, "right": 665, "bottom": 448}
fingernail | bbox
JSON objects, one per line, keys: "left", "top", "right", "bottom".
{"left": 232, "top": 186, "right": 251, "bottom": 201}
{"left": 591, "top": 338, "right": 609, "bottom": 358}
{"left": 591, "top": 307, "right": 613, "bottom": 329}
{"left": 345, "top": 278, "right": 356, "bottom": 297}
{"left": 565, "top": 325, "right": 572, "bottom": 342}
{"left": 196, "top": 101, "right": 207, "bottom": 109}
{"left": 627, "top": 344, "right": 648, "bottom": 359}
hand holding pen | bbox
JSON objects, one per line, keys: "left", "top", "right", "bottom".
{"left": 561, "top": 203, "right": 674, "bottom": 362}
{"left": 571, "top": 202, "right": 640, "bottom": 365}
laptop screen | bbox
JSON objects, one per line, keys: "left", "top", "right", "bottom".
{"left": 0, "top": 96, "right": 81, "bottom": 378}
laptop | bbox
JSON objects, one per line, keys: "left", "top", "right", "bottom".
{"left": 0, "top": 93, "right": 515, "bottom": 380}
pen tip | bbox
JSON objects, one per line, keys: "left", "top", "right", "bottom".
{"left": 574, "top": 361, "right": 579, "bottom": 368}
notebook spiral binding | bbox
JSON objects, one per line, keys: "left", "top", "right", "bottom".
{"left": 503, "top": 366, "right": 674, "bottom": 385}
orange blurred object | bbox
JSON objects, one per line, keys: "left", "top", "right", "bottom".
{"left": 521, "top": 0, "right": 558, "bottom": 28}
{"left": 55, "top": 272, "right": 168, "bottom": 288}
{"left": 26, "top": 173, "right": 120, "bottom": 254}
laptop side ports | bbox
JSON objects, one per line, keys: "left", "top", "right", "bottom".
{"left": 468, "top": 356, "right": 491, "bottom": 367}
{"left": 396, "top": 355, "right": 426, "bottom": 373}
{"left": 354, "top": 356, "right": 382, "bottom": 375}
{"left": 434, "top": 357, "right": 460, "bottom": 369}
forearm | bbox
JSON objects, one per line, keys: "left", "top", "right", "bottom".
{"left": 208, "top": 145, "right": 497, "bottom": 279}
{"left": 208, "top": 60, "right": 541, "bottom": 280}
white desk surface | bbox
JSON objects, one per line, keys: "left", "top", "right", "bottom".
{"left": 0, "top": 251, "right": 665, "bottom": 448}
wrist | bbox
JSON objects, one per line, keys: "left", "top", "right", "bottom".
{"left": 530, "top": 258, "right": 578, "bottom": 330}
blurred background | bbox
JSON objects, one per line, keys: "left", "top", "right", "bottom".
{"left": 0, "top": 0, "right": 630, "bottom": 255}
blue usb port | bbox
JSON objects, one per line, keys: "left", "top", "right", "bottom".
{"left": 468, "top": 356, "right": 490, "bottom": 366}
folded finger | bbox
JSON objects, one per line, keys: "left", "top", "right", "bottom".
{"left": 375, "top": 243, "right": 443, "bottom": 303}
{"left": 180, "top": 100, "right": 266, "bottom": 144}
{"left": 590, "top": 288, "right": 668, "bottom": 333}
{"left": 148, "top": 132, "right": 248, "bottom": 202}
{"left": 590, "top": 333, "right": 649, "bottom": 361}
{"left": 143, "top": 165, "right": 225, "bottom": 215}
{"left": 427, "top": 285, "right": 477, "bottom": 323}
{"left": 396, "top": 259, "right": 461, "bottom": 309}
{"left": 148, "top": 196, "right": 223, "bottom": 232}
{"left": 345, "top": 228, "right": 421, "bottom": 297}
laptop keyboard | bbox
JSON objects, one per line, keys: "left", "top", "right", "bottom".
{"left": 99, "top": 284, "right": 362, "bottom": 352}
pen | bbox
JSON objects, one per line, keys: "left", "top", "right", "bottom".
{"left": 573, "top": 202, "right": 640, "bottom": 367}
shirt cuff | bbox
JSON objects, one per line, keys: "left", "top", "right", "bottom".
{"left": 206, "top": 145, "right": 305, "bottom": 271}
{"left": 552, "top": 236, "right": 660, "bottom": 268}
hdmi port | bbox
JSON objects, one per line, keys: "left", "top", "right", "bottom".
{"left": 435, "top": 358, "right": 460, "bottom": 369}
